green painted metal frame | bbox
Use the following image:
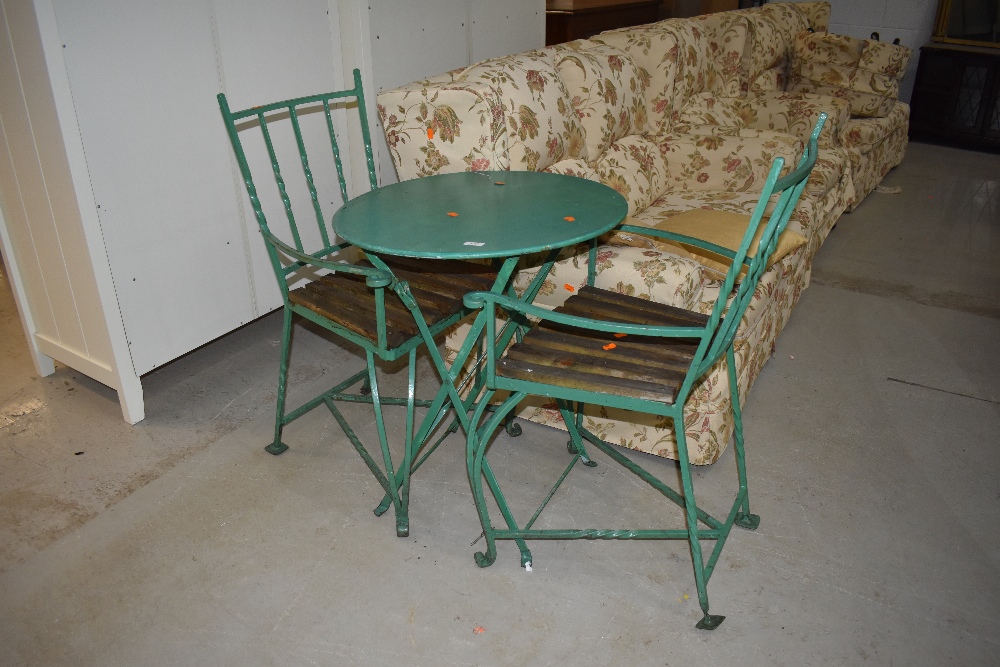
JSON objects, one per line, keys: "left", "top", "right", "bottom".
{"left": 218, "top": 70, "right": 487, "bottom": 537}
{"left": 463, "top": 114, "right": 827, "bottom": 630}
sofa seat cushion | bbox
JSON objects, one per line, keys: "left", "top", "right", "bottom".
{"left": 459, "top": 50, "right": 588, "bottom": 171}
{"left": 620, "top": 207, "right": 808, "bottom": 279}
{"left": 553, "top": 40, "right": 647, "bottom": 158}
{"left": 636, "top": 189, "right": 821, "bottom": 254}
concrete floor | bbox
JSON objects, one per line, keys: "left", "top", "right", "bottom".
{"left": 0, "top": 141, "right": 998, "bottom": 665}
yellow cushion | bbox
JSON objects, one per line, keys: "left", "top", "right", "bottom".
{"left": 614, "top": 208, "right": 807, "bottom": 278}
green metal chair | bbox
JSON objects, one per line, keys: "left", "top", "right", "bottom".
{"left": 463, "top": 114, "right": 827, "bottom": 630}
{"left": 218, "top": 70, "right": 497, "bottom": 538}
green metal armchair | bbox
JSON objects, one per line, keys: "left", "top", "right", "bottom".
{"left": 218, "top": 70, "right": 496, "bottom": 538}
{"left": 463, "top": 114, "right": 827, "bottom": 630}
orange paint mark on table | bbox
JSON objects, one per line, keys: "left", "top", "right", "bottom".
{"left": 564, "top": 216, "right": 575, "bottom": 222}
{"left": 473, "top": 626, "right": 486, "bottom": 635}
{"left": 564, "top": 284, "right": 575, "bottom": 292}
{"left": 427, "top": 127, "right": 435, "bottom": 140}
{"left": 603, "top": 343, "right": 617, "bottom": 351}
{"left": 495, "top": 181, "right": 505, "bottom": 185}
{"left": 447, "top": 212, "right": 459, "bottom": 217}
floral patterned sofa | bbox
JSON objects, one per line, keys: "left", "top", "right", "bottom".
{"left": 376, "top": 1, "right": 909, "bottom": 465}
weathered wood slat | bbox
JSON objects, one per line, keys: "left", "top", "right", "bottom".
{"left": 518, "top": 329, "right": 695, "bottom": 373}
{"left": 574, "top": 286, "right": 710, "bottom": 326}
{"left": 288, "top": 259, "right": 498, "bottom": 350}
{"left": 504, "top": 345, "right": 687, "bottom": 388}
{"left": 495, "top": 287, "right": 713, "bottom": 404}
{"left": 498, "top": 356, "right": 678, "bottom": 404}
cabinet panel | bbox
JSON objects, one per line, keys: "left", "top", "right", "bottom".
{"left": 909, "top": 43, "right": 1000, "bottom": 150}
{"left": 52, "top": 0, "right": 256, "bottom": 374}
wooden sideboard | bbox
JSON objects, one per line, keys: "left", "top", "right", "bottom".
{"left": 546, "top": 0, "right": 661, "bottom": 44}
{"left": 909, "top": 43, "right": 1000, "bottom": 150}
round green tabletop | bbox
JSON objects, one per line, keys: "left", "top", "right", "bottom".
{"left": 333, "top": 171, "right": 628, "bottom": 259}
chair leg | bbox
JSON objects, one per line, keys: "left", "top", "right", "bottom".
{"left": 366, "top": 351, "right": 408, "bottom": 537}
{"left": 468, "top": 391, "right": 533, "bottom": 568}
{"left": 265, "top": 307, "right": 294, "bottom": 455}
{"left": 675, "top": 423, "right": 725, "bottom": 631}
{"left": 727, "top": 346, "right": 760, "bottom": 531}
{"left": 557, "top": 400, "right": 598, "bottom": 467}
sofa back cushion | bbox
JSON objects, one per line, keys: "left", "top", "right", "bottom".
{"left": 747, "top": 2, "right": 829, "bottom": 94}
{"left": 688, "top": 11, "right": 752, "bottom": 98}
{"left": 458, "top": 49, "right": 588, "bottom": 171}
{"left": 595, "top": 24, "right": 682, "bottom": 137}
{"left": 378, "top": 77, "right": 508, "bottom": 179}
{"left": 789, "top": 1, "right": 832, "bottom": 32}
{"left": 788, "top": 32, "right": 912, "bottom": 117}
{"left": 553, "top": 40, "right": 647, "bottom": 159}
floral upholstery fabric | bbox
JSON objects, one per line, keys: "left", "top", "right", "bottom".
{"left": 594, "top": 25, "right": 682, "bottom": 137}
{"left": 377, "top": 1, "right": 908, "bottom": 465}
{"left": 844, "top": 103, "right": 909, "bottom": 207}
{"left": 676, "top": 90, "right": 850, "bottom": 149}
{"left": 513, "top": 241, "right": 706, "bottom": 312}
{"left": 657, "top": 128, "right": 803, "bottom": 193}
{"left": 789, "top": 32, "right": 913, "bottom": 118}
{"left": 553, "top": 40, "right": 647, "bottom": 158}
{"left": 379, "top": 79, "right": 507, "bottom": 177}
{"left": 592, "top": 135, "right": 671, "bottom": 215}
{"left": 785, "top": 2, "right": 831, "bottom": 32}
{"left": 460, "top": 50, "right": 588, "bottom": 171}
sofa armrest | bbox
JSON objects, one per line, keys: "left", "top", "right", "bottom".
{"left": 514, "top": 242, "right": 706, "bottom": 313}
{"left": 377, "top": 80, "right": 506, "bottom": 181}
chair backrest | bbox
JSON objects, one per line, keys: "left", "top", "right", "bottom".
{"left": 217, "top": 69, "right": 378, "bottom": 296}
{"left": 691, "top": 112, "right": 825, "bottom": 383}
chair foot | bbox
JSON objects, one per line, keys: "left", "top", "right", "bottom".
{"left": 396, "top": 518, "right": 409, "bottom": 538}
{"left": 474, "top": 550, "right": 496, "bottom": 568}
{"left": 504, "top": 419, "right": 522, "bottom": 437}
{"left": 373, "top": 497, "right": 391, "bottom": 517}
{"left": 695, "top": 613, "right": 725, "bottom": 630}
{"left": 265, "top": 441, "right": 289, "bottom": 455}
{"left": 735, "top": 512, "right": 760, "bottom": 530}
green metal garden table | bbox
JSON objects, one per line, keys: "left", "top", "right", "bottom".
{"left": 333, "top": 170, "right": 628, "bottom": 530}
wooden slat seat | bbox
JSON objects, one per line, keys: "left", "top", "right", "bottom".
{"left": 289, "top": 257, "right": 497, "bottom": 349}
{"left": 497, "top": 286, "right": 710, "bottom": 404}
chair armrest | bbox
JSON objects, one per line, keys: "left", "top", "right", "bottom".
{"left": 263, "top": 229, "right": 392, "bottom": 287}
{"left": 463, "top": 291, "right": 705, "bottom": 339}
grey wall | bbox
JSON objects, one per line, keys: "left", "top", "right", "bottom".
{"left": 367, "top": 0, "right": 545, "bottom": 184}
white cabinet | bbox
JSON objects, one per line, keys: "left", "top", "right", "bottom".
{"left": 0, "top": 0, "right": 542, "bottom": 423}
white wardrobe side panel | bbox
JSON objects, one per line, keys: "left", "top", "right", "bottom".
{"left": 469, "top": 0, "right": 544, "bottom": 63}
{"left": 0, "top": 0, "right": 86, "bottom": 352}
{"left": 212, "top": 0, "right": 348, "bottom": 313}
{"left": 51, "top": 0, "right": 255, "bottom": 375}
{"left": 11, "top": 0, "right": 119, "bottom": 367}
{"left": 367, "top": 0, "right": 471, "bottom": 185}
